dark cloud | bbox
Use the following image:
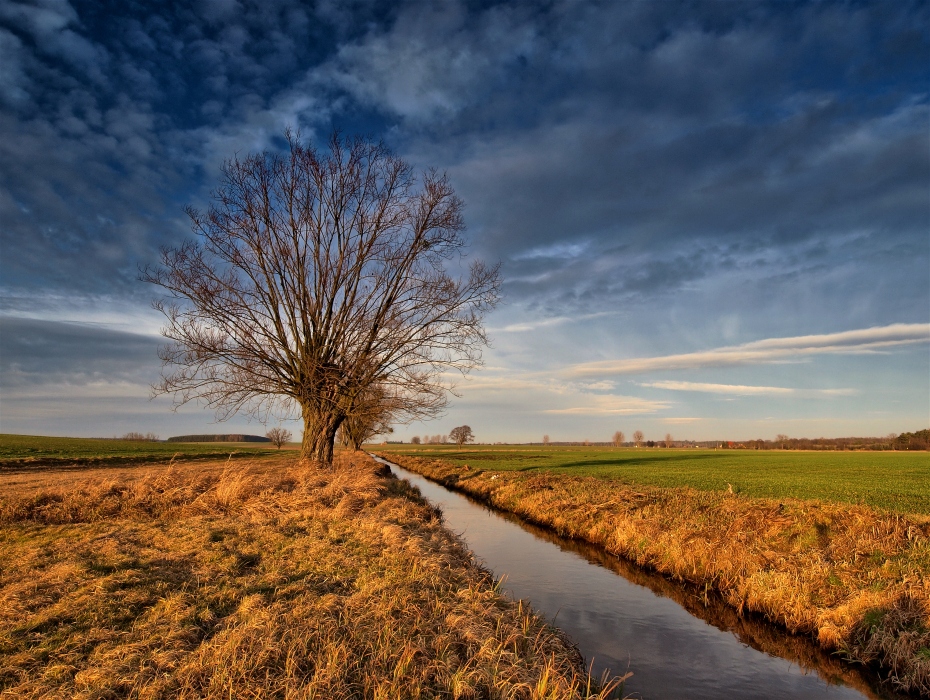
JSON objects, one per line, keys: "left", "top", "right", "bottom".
{"left": 0, "top": 316, "right": 160, "bottom": 389}
{"left": 0, "top": 0, "right": 381, "bottom": 300}
{"left": 2, "top": 0, "right": 926, "bottom": 313}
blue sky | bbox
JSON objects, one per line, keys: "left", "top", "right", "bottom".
{"left": 1, "top": 0, "right": 927, "bottom": 443}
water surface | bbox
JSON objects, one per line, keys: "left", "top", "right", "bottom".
{"left": 375, "top": 456, "right": 906, "bottom": 700}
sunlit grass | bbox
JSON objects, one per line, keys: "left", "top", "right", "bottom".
{"left": 374, "top": 445, "right": 930, "bottom": 514}
{"left": 0, "top": 433, "right": 279, "bottom": 464}
{"left": 0, "top": 452, "right": 623, "bottom": 699}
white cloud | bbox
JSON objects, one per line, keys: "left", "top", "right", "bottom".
{"left": 490, "top": 310, "right": 614, "bottom": 333}
{"left": 642, "top": 380, "right": 795, "bottom": 396}
{"left": 512, "top": 240, "right": 590, "bottom": 261}
{"left": 579, "top": 380, "right": 616, "bottom": 391}
{"left": 641, "top": 380, "right": 860, "bottom": 397}
{"left": 542, "top": 394, "right": 669, "bottom": 416}
{"left": 566, "top": 323, "right": 930, "bottom": 377}
{"left": 452, "top": 371, "right": 667, "bottom": 416}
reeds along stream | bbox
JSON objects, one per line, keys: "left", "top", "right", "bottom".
{"left": 374, "top": 457, "right": 914, "bottom": 700}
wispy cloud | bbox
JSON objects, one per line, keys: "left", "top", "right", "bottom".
{"left": 642, "top": 381, "right": 794, "bottom": 395}
{"left": 662, "top": 417, "right": 702, "bottom": 424}
{"left": 491, "top": 311, "right": 614, "bottom": 333}
{"left": 542, "top": 394, "right": 670, "bottom": 416}
{"left": 640, "top": 380, "right": 857, "bottom": 397}
{"left": 512, "top": 241, "right": 590, "bottom": 261}
{"left": 453, "top": 371, "right": 668, "bottom": 415}
{"left": 565, "top": 324, "right": 929, "bottom": 377}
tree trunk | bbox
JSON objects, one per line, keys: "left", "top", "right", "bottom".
{"left": 301, "top": 405, "right": 343, "bottom": 466}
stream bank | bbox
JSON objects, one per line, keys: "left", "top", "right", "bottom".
{"left": 375, "top": 452, "right": 930, "bottom": 698}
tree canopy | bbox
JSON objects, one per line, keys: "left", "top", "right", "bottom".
{"left": 449, "top": 425, "right": 474, "bottom": 446}
{"left": 145, "top": 132, "right": 500, "bottom": 464}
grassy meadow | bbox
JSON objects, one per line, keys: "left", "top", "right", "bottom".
{"left": 373, "top": 444, "right": 930, "bottom": 515}
{"left": 0, "top": 434, "right": 285, "bottom": 468}
{"left": 374, "top": 448, "right": 930, "bottom": 695}
{"left": 0, "top": 445, "right": 622, "bottom": 699}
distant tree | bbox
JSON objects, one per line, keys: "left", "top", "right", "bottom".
{"left": 427, "top": 434, "right": 448, "bottom": 444}
{"left": 337, "top": 421, "right": 393, "bottom": 451}
{"left": 776, "top": 434, "right": 789, "bottom": 449}
{"left": 896, "top": 429, "right": 930, "bottom": 450}
{"left": 449, "top": 425, "right": 474, "bottom": 446}
{"left": 121, "top": 432, "right": 159, "bottom": 442}
{"left": 337, "top": 384, "right": 395, "bottom": 450}
{"left": 646, "top": 440, "right": 655, "bottom": 448}
{"left": 410, "top": 435, "right": 421, "bottom": 444}
{"left": 632, "top": 430, "right": 644, "bottom": 447}
{"left": 266, "top": 427, "right": 292, "bottom": 449}
{"left": 612, "top": 430, "right": 625, "bottom": 448}
{"left": 542, "top": 434, "right": 550, "bottom": 446}
{"left": 664, "top": 433, "right": 673, "bottom": 448}
{"left": 583, "top": 438, "right": 591, "bottom": 447}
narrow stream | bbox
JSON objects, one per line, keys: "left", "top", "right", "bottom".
{"left": 373, "top": 456, "right": 907, "bottom": 700}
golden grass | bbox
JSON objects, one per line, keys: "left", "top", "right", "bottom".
{"left": 380, "top": 453, "right": 930, "bottom": 696}
{"left": 0, "top": 453, "right": 623, "bottom": 699}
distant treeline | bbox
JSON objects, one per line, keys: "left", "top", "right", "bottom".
{"left": 528, "top": 429, "right": 929, "bottom": 451}
{"left": 119, "top": 432, "right": 159, "bottom": 442}
{"left": 710, "top": 430, "right": 929, "bottom": 451}
{"left": 166, "top": 434, "right": 271, "bottom": 443}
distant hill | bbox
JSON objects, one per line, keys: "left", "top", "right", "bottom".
{"left": 166, "top": 434, "right": 271, "bottom": 443}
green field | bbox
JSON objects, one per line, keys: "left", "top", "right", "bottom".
{"left": 0, "top": 434, "right": 280, "bottom": 463}
{"left": 374, "top": 444, "right": 930, "bottom": 514}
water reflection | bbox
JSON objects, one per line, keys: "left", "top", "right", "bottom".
{"left": 375, "top": 457, "right": 909, "bottom": 700}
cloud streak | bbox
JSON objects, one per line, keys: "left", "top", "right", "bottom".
{"left": 640, "top": 380, "right": 858, "bottom": 397}
{"left": 566, "top": 324, "right": 930, "bottom": 377}
{"left": 541, "top": 394, "right": 670, "bottom": 416}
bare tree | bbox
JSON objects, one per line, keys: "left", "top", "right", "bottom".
{"left": 410, "top": 435, "right": 421, "bottom": 445}
{"left": 449, "top": 425, "right": 474, "bottom": 445}
{"left": 266, "top": 427, "right": 292, "bottom": 449}
{"left": 337, "top": 421, "right": 392, "bottom": 451}
{"left": 632, "top": 430, "right": 644, "bottom": 447}
{"left": 337, "top": 383, "right": 395, "bottom": 450}
{"left": 612, "top": 430, "right": 625, "bottom": 448}
{"left": 144, "top": 132, "right": 501, "bottom": 465}
{"left": 664, "top": 433, "right": 673, "bottom": 448}
{"left": 542, "top": 434, "right": 550, "bottom": 446}
{"left": 120, "top": 432, "right": 160, "bottom": 442}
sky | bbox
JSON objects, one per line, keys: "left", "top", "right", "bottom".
{"left": 1, "top": 0, "right": 928, "bottom": 443}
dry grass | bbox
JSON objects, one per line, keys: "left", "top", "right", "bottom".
{"left": 381, "top": 453, "right": 930, "bottom": 697}
{"left": 0, "top": 453, "right": 623, "bottom": 699}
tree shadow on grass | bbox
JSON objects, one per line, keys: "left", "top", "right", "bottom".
{"left": 514, "top": 453, "right": 724, "bottom": 472}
